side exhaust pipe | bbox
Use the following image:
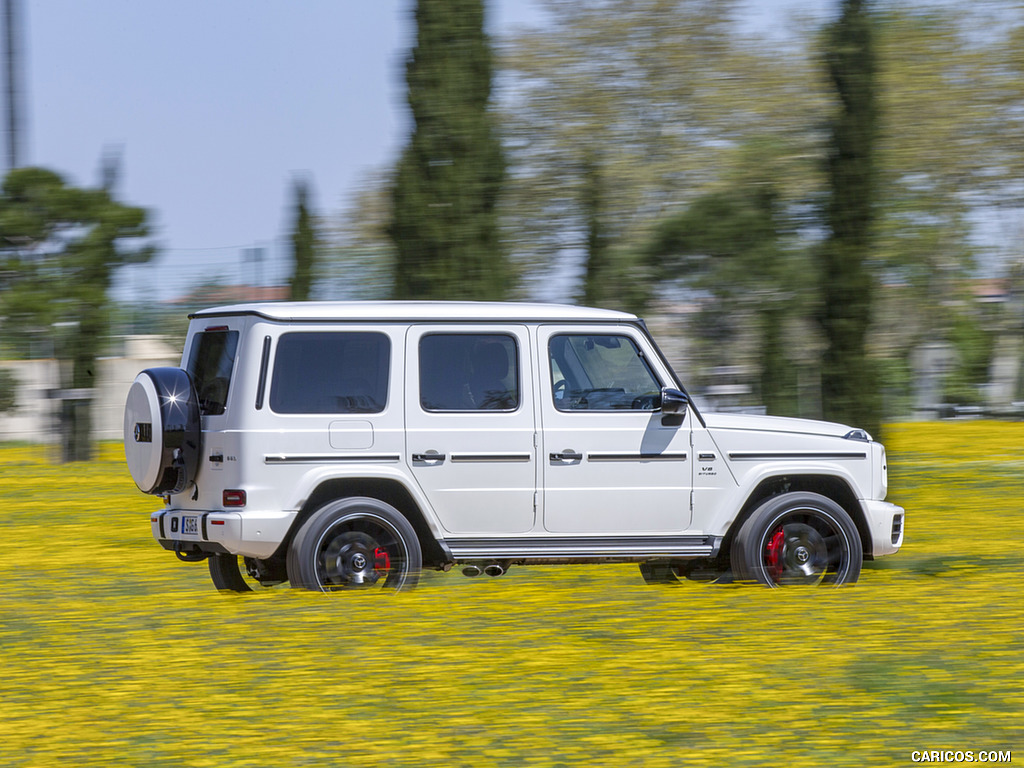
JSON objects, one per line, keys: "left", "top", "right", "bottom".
{"left": 461, "top": 561, "right": 511, "bottom": 578}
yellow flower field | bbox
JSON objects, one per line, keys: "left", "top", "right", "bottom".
{"left": 1, "top": 423, "right": 1021, "bottom": 767}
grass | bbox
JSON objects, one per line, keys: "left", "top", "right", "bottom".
{"left": 0, "top": 423, "right": 1021, "bottom": 766}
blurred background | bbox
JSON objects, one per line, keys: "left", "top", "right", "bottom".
{"left": 1, "top": 0, "right": 1022, "bottom": 459}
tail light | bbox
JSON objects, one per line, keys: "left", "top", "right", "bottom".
{"left": 222, "top": 489, "right": 247, "bottom": 507}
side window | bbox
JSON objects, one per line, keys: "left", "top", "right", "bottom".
{"left": 269, "top": 332, "right": 390, "bottom": 414}
{"left": 549, "top": 334, "right": 661, "bottom": 411}
{"left": 419, "top": 334, "right": 519, "bottom": 411}
{"left": 187, "top": 330, "right": 239, "bottom": 415}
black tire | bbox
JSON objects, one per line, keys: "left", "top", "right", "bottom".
{"left": 209, "top": 554, "right": 287, "bottom": 592}
{"left": 638, "top": 560, "right": 680, "bottom": 584}
{"left": 209, "top": 554, "right": 253, "bottom": 592}
{"left": 287, "top": 497, "right": 422, "bottom": 592}
{"left": 731, "top": 492, "right": 863, "bottom": 587}
{"left": 678, "top": 559, "right": 731, "bottom": 584}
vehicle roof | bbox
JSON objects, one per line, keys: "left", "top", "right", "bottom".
{"left": 190, "top": 301, "right": 639, "bottom": 323}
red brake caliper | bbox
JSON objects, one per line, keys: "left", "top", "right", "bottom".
{"left": 373, "top": 547, "right": 391, "bottom": 572}
{"left": 765, "top": 528, "right": 785, "bottom": 583}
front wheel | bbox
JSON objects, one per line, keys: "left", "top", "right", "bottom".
{"left": 638, "top": 560, "right": 680, "bottom": 584}
{"left": 731, "top": 492, "right": 863, "bottom": 587}
{"left": 287, "top": 498, "right": 422, "bottom": 592}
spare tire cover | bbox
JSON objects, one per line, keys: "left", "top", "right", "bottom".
{"left": 124, "top": 367, "right": 202, "bottom": 495}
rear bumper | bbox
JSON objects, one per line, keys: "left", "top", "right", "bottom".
{"left": 862, "top": 500, "right": 905, "bottom": 558}
{"left": 157, "top": 537, "right": 230, "bottom": 556}
{"left": 151, "top": 508, "right": 293, "bottom": 559}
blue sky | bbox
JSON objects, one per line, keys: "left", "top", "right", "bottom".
{"left": 17, "top": 0, "right": 833, "bottom": 298}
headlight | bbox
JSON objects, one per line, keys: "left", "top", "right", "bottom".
{"left": 873, "top": 443, "right": 888, "bottom": 500}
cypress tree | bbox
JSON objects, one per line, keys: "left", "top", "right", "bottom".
{"left": 580, "top": 150, "right": 610, "bottom": 308}
{"left": 389, "top": 0, "right": 507, "bottom": 300}
{"left": 289, "top": 178, "right": 316, "bottom": 301}
{"left": 820, "top": 0, "right": 880, "bottom": 436}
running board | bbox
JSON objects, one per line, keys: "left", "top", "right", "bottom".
{"left": 445, "top": 535, "right": 718, "bottom": 560}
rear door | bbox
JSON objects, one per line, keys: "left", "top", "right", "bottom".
{"left": 405, "top": 325, "right": 537, "bottom": 534}
{"left": 180, "top": 320, "right": 246, "bottom": 499}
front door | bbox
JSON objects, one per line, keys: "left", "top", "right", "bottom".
{"left": 405, "top": 325, "right": 537, "bottom": 534}
{"left": 539, "top": 326, "right": 693, "bottom": 533}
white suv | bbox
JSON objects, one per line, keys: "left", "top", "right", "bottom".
{"left": 124, "top": 301, "right": 903, "bottom": 591}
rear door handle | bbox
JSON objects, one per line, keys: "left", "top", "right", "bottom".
{"left": 549, "top": 450, "right": 583, "bottom": 463}
{"left": 412, "top": 452, "right": 446, "bottom": 464}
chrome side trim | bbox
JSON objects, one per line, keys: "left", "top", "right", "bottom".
{"left": 264, "top": 453, "right": 401, "bottom": 464}
{"left": 588, "top": 452, "right": 687, "bottom": 462}
{"left": 446, "top": 535, "right": 714, "bottom": 559}
{"left": 449, "top": 453, "right": 532, "bottom": 463}
{"left": 728, "top": 451, "right": 867, "bottom": 461}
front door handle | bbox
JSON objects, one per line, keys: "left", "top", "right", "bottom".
{"left": 549, "top": 449, "right": 583, "bottom": 463}
{"left": 412, "top": 451, "right": 446, "bottom": 464}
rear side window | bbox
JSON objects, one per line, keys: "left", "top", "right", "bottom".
{"left": 419, "top": 334, "right": 519, "bottom": 411}
{"left": 269, "top": 332, "right": 390, "bottom": 414}
{"left": 187, "top": 329, "right": 239, "bottom": 415}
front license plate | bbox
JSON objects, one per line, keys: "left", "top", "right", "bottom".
{"left": 181, "top": 515, "right": 199, "bottom": 536}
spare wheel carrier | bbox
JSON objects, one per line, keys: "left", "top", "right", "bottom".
{"left": 123, "top": 367, "right": 202, "bottom": 495}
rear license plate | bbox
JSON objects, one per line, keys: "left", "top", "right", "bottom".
{"left": 181, "top": 515, "right": 199, "bottom": 536}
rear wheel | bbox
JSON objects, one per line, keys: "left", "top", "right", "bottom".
{"left": 209, "top": 554, "right": 286, "bottom": 592}
{"left": 287, "top": 498, "right": 422, "bottom": 592}
{"left": 731, "top": 492, "right": 862, "bottom": 587}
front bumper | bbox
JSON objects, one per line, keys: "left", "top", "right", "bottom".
{"left": 863, "top": 500, "right": 905, "bottom": 558}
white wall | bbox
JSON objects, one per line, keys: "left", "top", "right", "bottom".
{"left": 0, "top": 336, "right": 179, "bottom": 443}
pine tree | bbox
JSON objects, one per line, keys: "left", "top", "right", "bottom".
{"left": 389, "top": 0, "right": 507, "bottom": 300}
{"left": 819, "top": 0, "right": 880, "bottom": 436}
{"left": 0, "top": 166, "right": 153, "bottom": 460}
{"left": 648, "top": 179, "right": 802, "bottom": 416}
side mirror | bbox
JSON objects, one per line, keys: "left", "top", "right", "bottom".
{"left": 659, "top": 387, "right": 689, "bottom": 415}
